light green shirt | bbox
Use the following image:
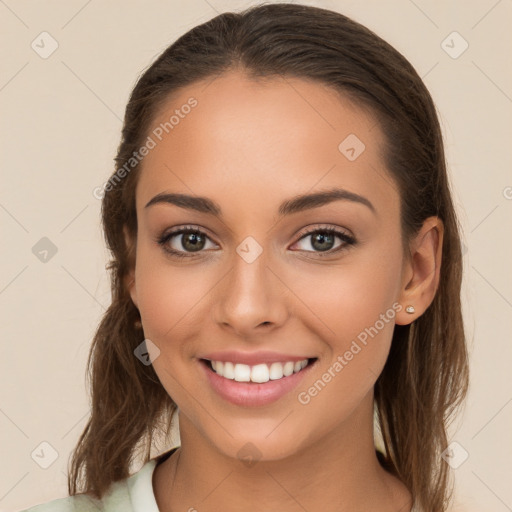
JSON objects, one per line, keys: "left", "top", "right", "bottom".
{"left": 18, "top": 448, "right": 178, "bottom": 512}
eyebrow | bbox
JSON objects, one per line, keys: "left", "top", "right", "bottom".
{"left": 144, "top": 187, "right": 376, "bottom": 217}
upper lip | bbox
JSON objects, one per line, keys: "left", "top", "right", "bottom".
{"left": 199, "top": 350, "right": 315, "bottom": 366}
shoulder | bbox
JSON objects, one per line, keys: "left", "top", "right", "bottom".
{"left": 16, "top": 452, "right": 173, "bottom": 512}
{"left": 16, "top": 492, "right": 104, "bottom": 512}
{"left": 17, "top": 471, "right": 133, "bottom": 512}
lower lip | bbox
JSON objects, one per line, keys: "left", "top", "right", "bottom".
{"left": 199, "top": 359, "right": 316, "bottom": 407}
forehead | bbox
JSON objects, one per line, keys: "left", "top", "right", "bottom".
{"left": 136, "top": 70, "right": 398, "bottom": 219}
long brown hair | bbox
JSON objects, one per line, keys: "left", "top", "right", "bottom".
{"left": 68, "top": 4, "right": 469, "bottom": 510}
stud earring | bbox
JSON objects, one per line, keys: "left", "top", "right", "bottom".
{"left": 405, "top": 305, "right": 415, "bottom": 314}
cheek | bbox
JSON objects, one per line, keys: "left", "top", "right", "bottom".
{"left": 134, "top": 246, "right": 212, "bottom": 345}
{"left": 295, "top": 250, "right": 403, "bottom": 345}
{"left": 292, "top": 256, "right": 402, "bottom": 431}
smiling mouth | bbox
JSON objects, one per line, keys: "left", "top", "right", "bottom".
{"left": 200, "top": 358, "right": 318, "bottom": 384}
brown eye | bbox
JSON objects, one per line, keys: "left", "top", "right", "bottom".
{"left": 177, "top": 231, "right": 206, "bottom": 252}
{"left": 157, "top": 227, "right": 217, "bottom": 257}
{"left": 292, "top": 227, "right": 356, "bottom": 255}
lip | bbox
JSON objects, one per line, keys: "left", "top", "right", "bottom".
{"left": 198, "top": 350, "right": 314, "bottom": 365}
{"left": 198, "top": 357, "right": 317, "bottom": 407}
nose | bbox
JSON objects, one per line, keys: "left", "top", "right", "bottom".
{"left": 212, "top": 250, "right": 289, "bottom": 337}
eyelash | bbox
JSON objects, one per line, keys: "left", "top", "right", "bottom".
{"left": 156, "top": 225, "right": 356, "bottom": 259}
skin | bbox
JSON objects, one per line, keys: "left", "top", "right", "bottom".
{"left": 125, "top": 70, "right": 443, "bottom": 512}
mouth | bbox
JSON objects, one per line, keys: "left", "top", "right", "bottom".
{"left": 198, "top": 357, "right": 318, "bottom": 407}
{"left": 200, "top": 357, "right": 318, "bottom": 383}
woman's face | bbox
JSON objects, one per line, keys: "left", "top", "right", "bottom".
{"left": 127, "top": 70, "right": 412, "bottom": 461}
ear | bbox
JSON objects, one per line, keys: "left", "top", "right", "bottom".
{"left": 123, "top": 225, "right": 138, "bottom": 309}
{"left": 395, "top": 216, "right": 444, "bottom": 325}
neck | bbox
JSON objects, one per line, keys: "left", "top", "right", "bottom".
{"left": 153, "top": 392, "right": 412, "bottom": 512}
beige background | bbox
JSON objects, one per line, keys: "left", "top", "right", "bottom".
{"left": 1, "top": 0, "right": 511, "bottom": 511}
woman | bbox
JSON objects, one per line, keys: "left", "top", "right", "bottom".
{"left": 21, "top": 3, "right": 469, "bottom": 511}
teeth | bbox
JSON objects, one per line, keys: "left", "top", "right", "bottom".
{"left": 269, "top": 362, "right": 283, "bottom": 380}
{"left": 223, "top": 361, "right": 235, "bottom": 379}
{"left": 283, "top": 361, "right": 294, "bottom": 376}
{"left": 234, "top": 363, "right": 251, "bottom": 382}
{"left": 208, "top": 358, "right": 310, "bottom": 383}
{"left": 251, "top": 364, "right": 269, "bottom": 383}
